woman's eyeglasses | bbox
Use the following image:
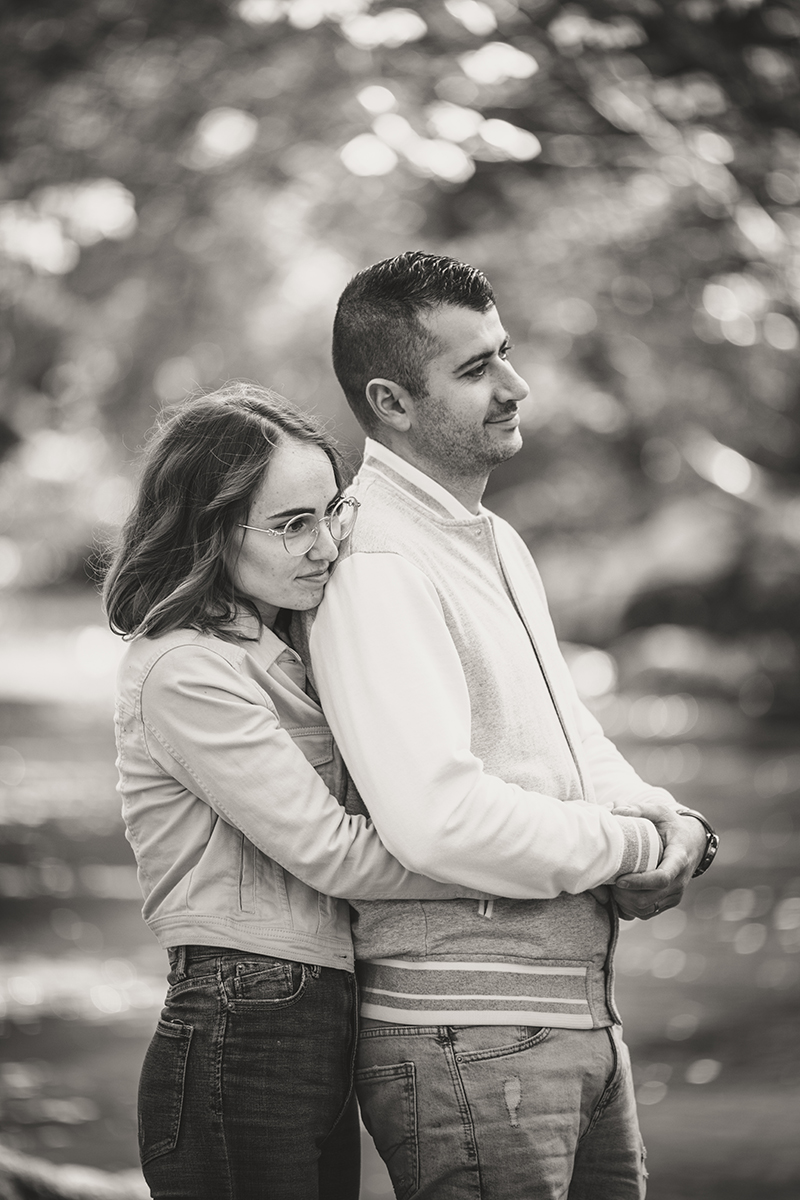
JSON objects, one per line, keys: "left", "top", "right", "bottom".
{"left": 239, "top": 495, "right": 360, "bottom": 557}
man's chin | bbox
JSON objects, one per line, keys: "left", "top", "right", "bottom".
{"left": 488, "top": 428, "right": 523, "bottom": 464}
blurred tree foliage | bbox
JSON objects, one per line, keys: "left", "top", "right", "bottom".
{"left": 1, "top": 0, "right": 800, "bottom": 694}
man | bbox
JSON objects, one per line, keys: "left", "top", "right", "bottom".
{"left": 309, "top": 251, "right": 718, "bottom": 1198}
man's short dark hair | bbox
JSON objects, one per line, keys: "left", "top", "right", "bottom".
{"left": 332, "top": 250, "right": 496, "bottom": 433}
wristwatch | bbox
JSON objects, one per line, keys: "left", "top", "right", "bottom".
{"left": 675, "top": 807, "right": 720, "bottom": 877}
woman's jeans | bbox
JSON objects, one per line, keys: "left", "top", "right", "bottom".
{"left": 138, "top": 945, "right": 360, "bottom": 1200}
{"left": 356, "top": 1021, "right": 646, "bottom": 1199}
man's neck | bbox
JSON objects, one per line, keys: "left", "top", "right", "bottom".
{"left": 370, "top": 435, "right": 487, "bottom": 515}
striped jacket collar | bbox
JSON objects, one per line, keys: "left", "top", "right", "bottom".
{"left": 362, "top": 438, "right": 478, "bottom": 521}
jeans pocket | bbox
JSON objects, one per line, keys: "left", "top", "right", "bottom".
{"left": 355, "top": 1061, "right": 419, "bottom": 1200}
{"left": 228, "top": 958, "right": 307, "bottom": 1006}
{"left": 454, "top": 1024, "right": 551, "bottom": 1064}
{"left": 138, "top": 1019, "right": 193, "bottom": 1166}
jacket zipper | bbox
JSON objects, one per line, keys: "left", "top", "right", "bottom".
{"left": 485, "top": 520, "right": 588, "bottom": 802}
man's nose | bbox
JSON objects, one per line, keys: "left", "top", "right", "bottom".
{"left": 499, "top": 359, "right": 530, "bottom": 403}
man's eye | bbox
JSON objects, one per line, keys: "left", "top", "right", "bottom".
{"left": 499, "top": 342, "right": 513, "bottom": 360}
{"left": 465, "top": 363, "right": 487, "bottom": 379}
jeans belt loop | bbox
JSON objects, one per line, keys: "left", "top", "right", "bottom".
{"left": 173, "top": 945, "right": 187, "bottom": 981}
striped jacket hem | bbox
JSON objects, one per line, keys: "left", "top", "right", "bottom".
{"left": 357, "top": 957, "right": 600, "bottom": 1028}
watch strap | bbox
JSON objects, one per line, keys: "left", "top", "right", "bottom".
{"left": 675, "top": 807, "right": 720, "bottom": 877}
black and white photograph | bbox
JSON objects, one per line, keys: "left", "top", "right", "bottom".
{"left": 0, "top": 2, "right": 798, "bottom": 1197}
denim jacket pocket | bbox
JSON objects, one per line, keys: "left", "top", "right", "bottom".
{"left": 138, "top": 1018, "right": 193, "bottom": 1165}
{"left": 286, "top": 727, "right": 333, "bottom": 768}
{"left": 238, "top": 833, "right": 256, "bottom": 914}
{"left": 288, "top": 726, "right": 342, "bottom": 797}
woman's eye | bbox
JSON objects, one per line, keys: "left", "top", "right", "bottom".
{"left": 284, "top": 516, "right": 310, "bottom": 537}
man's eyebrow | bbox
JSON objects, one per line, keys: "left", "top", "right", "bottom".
{"left": 454, "top": 333, "right": 511, "bottom": 373}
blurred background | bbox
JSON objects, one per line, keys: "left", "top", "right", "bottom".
{"left": 0, "top": 0, "right": 799, "bottom": 1196}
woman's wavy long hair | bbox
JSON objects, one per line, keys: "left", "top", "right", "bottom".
{"left": 103, "top": 383, "right": 346, "bottom": 639}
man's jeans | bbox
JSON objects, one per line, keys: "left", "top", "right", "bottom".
{"left": 355, "top": 1021, "right": 647, "bottom": 1200}
{"left": 138, "top": 946, "right": 360, "bottom": 1200}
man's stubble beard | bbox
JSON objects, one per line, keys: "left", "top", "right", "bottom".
{"left": 410, "top": 395, "right": 522, "bottom": 484}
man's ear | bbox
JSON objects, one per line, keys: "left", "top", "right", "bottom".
{"left": 365, "top": 378, "right": 412, "bottom": 433}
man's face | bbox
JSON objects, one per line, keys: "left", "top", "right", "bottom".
{"left": 406, "top": 303, "right": 530, "bottom": 479}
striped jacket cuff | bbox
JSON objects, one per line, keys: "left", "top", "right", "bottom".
{"left": 615, "top": 816, "right": 662, "bottom": 877}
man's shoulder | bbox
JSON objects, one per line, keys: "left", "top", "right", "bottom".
{"left": 347, "top": 471, "right": 432, "bottom": 554}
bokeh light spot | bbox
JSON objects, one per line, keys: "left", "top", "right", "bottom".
{"left": 653, "top": 909, "right": 687, "bottom": 940}
{"left": 721, "top": 888, "right": 756, "bottom": 922}
{"left": 684, "top": 434, "right": 756, "bottom": 497}
{"left": 0, "top": 539, "right": 22, "bottom": 589}
{"left": 0, "top": 745, "right": 25, "bottom": 786}
{"left": 734, "top": 922, "right": 767, "bottom": 954}
{"left": 480, "top": 119, "right": 541, "bottom": 161}
{"left": 357, "top": 85, "right": 397, "bottom": 114}
{"left": 685, "top": 1058, "right": 722, "bottom": 1085}
{"left": 340, "top": 134, "right": 398, "bottom": 176}
{"left": 459, "top": 42, "right": 538, "bottom": 85}
{"left": 652, "top": 948, "right": 686, "bottom": 978}
{"left": 568, "top": 647, "right": 617, "bottom": 698}
{"left": 763, "top": 312, "right": 799, "bottom": 351}
{"left": 0, "top": 204, "right": 78, "bottom": 274}
{"left": 666, "top": 1012, "right": 699, "bottom": 1040}
{"left": 426, "top": 102, "right": 484, "bottom": 143}
{"left": 189, "top": 108, "right": 259, "bottom": 169}
{"left": 774, "top": 896, "right": 800, "bottom": 931}
{"left": 342, "top": 8, "right": 426, "bottom": 49}
{"left": 637, "top": 1080, "right": 668, "bottom": 1105}
{"left": 36, "top": 179, "right": 137, "bottom": 246}
{"left": 154, "top": 357, "right": 198, "bottom": 403}
{"left": 444, "top": 0, "right": 497, "bottom": 36}
{"left": 236, "top": 0, "right": 284, "bottom": 24}
{"left": 555, "top": 297, "right": 597, "bottom": 335}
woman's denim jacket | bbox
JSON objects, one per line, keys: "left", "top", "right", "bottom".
{"left": 115, "top": 622, "right": 475, "bottom": 972}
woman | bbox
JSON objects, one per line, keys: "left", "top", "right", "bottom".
{"left": 104, "top": 383, "right": 478, "bottom": 1200}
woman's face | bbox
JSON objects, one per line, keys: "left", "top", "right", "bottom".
{"left": 232, "top": 439, "right": 341, "bottom": 627}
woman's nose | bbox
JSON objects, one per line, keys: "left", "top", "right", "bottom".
{"left": 308, "top": 521, "right": 339, "bottom": 563}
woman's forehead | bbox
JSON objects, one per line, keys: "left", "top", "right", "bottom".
{"left": 250, "top": 440, "right": 336, "bottom": 515}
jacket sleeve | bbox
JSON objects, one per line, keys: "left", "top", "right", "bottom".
{"left": 138, "top": 644, "right": 482, "bottom": 902}
{"left": 309, "top": 552, "right": 661, "bottom": 899}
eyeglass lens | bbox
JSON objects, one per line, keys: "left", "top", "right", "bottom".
{"left": 283, "top": 499, "right": 357, "bottom": 555}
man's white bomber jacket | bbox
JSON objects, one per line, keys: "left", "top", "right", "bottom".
{"left": 310, "top": 441, "right": 671, "bottom": 1029}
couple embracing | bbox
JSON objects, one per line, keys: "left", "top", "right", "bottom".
{"left": 105, "top": 252, "right": 717, "bottom": 1200}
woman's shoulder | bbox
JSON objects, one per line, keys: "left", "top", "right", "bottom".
{"left": 117, "top": 627, "right": 248, "bottom": 699}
